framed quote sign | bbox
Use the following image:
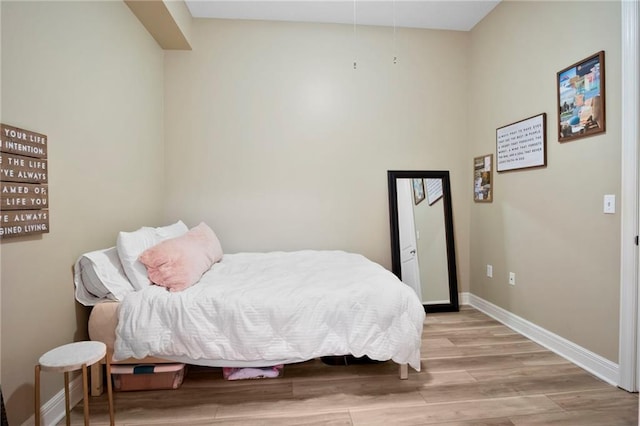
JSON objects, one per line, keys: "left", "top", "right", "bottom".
{"left": 0, "top": 123, "right": 49, "bottom": 239}
{"left": 557, "top": 51, "right": 605, "bottom": 142}
{"left": 496, "top": 113, "right": 547, "bottom": 173}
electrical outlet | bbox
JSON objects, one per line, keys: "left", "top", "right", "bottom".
{"left": 509, "top": 272, "right": 516, "bottom": 285}
{"left": 487, "top": 265, "right": 493, "bottom": 278}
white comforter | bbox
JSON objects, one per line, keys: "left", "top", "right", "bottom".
{"left": 114, "top": 250, "right": 425, "bottom": 370}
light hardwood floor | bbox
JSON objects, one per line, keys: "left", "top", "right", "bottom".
{"left": 63, "top": 306, "right": 638, "bottom": 425}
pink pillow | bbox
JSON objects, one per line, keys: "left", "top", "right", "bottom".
{"left": 138, "top": 222, "right": 223, "bottom": 292}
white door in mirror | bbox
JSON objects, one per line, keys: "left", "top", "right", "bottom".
{"left": 397, "top": 179, "right": 422, "bottom": 301}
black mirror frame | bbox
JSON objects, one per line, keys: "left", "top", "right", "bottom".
{"left": 387, "top": 170, "right": 459, "bottom": 313}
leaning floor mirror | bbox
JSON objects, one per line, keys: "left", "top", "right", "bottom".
{"left": 387, "top": 170, "right": 459, "bottom": 313}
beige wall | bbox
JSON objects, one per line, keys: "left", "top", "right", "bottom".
{"left": 0, "top": 1, "right": 165, "bottom": 424}
{"left": 468, "top": 1, "right": 621, "bottom": 362}
{"left": 163, "top": 19, "right": 472, "bottom": 290}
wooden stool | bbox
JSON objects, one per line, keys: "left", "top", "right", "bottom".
{"left": 35, "top": 341, "right": 114, "bottom": 426}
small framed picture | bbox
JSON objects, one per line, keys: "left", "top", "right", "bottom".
{"left": 474, "top": 154, "right": 493, "bottom": 203}
{"left": 412, "top": 178, "right": 425, "bottom": 205}
{"left": 557, "top": 51, "right": 605, "bottom": 142}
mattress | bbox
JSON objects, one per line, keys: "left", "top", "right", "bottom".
{"left": 88, "top": 301, "right": 119, "bottom": 350}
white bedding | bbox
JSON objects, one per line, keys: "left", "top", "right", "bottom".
{"left": 114, "top": 250, "right": 425, "bottom": 371}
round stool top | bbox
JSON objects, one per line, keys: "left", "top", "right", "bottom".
{"left": 39, "top": 341, "right": 106, "bottom": 372}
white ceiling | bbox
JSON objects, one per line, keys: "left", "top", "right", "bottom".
{"left": 185, "top": 1, "right": 501, "bottom": 32}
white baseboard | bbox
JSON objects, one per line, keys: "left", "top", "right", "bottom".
{"left": 22, "top": 375, "right": 83, "bottom": 426}
{"left": 463, "top": 292, "right": 619, "bottom": 387}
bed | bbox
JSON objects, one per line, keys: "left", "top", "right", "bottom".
{"left": 75, "top": 221, "right": 426, "bottom": 395}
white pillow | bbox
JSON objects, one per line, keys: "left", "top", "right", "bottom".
{"left": 116, "top": 220, "right": 189, "bottom": 290}
{"left": 74, "top": 247, "right": 135, "bottom": 306}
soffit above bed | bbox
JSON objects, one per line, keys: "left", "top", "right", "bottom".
{"left": 125, "top": 0, "right": 193, "bottom": 50}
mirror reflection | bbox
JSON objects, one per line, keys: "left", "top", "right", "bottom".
{"left": 388, "top": 171, "right": 459, "bottom": 313}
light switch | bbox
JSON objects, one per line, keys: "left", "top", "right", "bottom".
{"left": 604, "top": 194, "right": 615, "bottom": 214}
